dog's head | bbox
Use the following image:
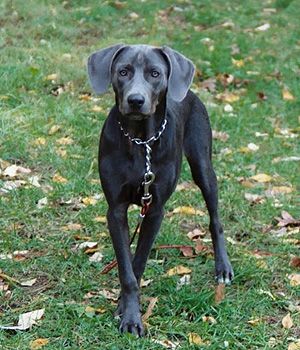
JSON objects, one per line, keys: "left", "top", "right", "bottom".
{"left": 87, "top": 44, "right": 195, "bottom": 120}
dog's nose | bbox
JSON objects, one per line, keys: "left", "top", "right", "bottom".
{"left": 127, "top": 94, "right": 145, "bottom": 109}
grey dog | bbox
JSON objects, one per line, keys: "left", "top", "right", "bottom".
{"left": 87, "top": 44, "right": 233, "bottom": 336}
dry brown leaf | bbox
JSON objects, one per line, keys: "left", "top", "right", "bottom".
{"left": 94, "top": 216, "right": 107, "bottom": 223}
{"left": 282, "top": 313, "right": 293, "bottom": 329}
{"left": 62, "top": 223, "right": 83, "bottom": 231}
{"left": 30, "top": 338, "right": 49, "bottom": 350}
{"left": 288, "top": 340, "right": 300, "bottom": 350}
{"left": 20, "top": 278, "right": 37, "bottom": 287}
{"left": 90, "top": 105, "right": 104, "bottom": 112}
{"left": 265, "top": 186, "right": 293, "bottom": 196}
{"left": 288, "top": 273, "right": 300, "bottom": 286}
{"left": 282, "top": 88, "right": 295, "bottom": 101}
{"left": 175, "top": 181, "right": 197, "bottom": 192}
{"left": 250, "top": 173, "right": 272, "bottom": 183}
{"left": 152, "top": 339, "right": 180, "bottom": 349}
{"left": 98, "top": 289, "right": 119, "bottom": 301}
{"left": 166, "top": 265, "right": 192, "bottom": 276}
{"left": 89, "top": 252, "right": 103, "bottom": 263}
{"left": 45, "top": 73, "right": 58, "bottom": 81}
{"left": 142, "top": 297, "right": 158, "bottom": 322}
{"left": 276, "top": 211, "right": 300, "bottom": 227}
{"left": 0, "top": 309, "right": 45, "bottom": 330}
{"left": 187, "top": 228, "right": 206, "bottom": 240}
{"left": 140, "top": 279, "right": 153, "bottom": 288}
{"left": 176, "top": 274, "right": 191, "bottom": 289}
{"left": 82, "top": 197, "right": 98, "bottom": 206}
{"left": 290, "top": 257, "right": 300, "bottom": 268}
{"left": 171, "top": 206, "right": 205, "bottom": 216}
{"left": 215, "top": 283, "right": 225, "bottom": 303}
{"left": 3, "top": 164, "right": 31, "bottom": 178}
{"left": 52, "top": 173, "right": 68, "bottom": 183}
{"left": 232, "top": 58, "right": 244, "bottom": 67}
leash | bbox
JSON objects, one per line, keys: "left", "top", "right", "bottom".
{"left": 100, "top": 117, "right": 167, "bottom": 274}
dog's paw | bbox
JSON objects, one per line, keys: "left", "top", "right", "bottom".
{"left": 119, "top": 311, "right": 144, "bottom": 337}
{"left": 215, "top": 258, "right": 234, "bottom": 285}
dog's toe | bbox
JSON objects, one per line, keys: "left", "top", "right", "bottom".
{"left": 119, "top": 312, "right": 144, "bottom": 337}
{"left": 216, "top": 260, "right": 234, "bottom": 285}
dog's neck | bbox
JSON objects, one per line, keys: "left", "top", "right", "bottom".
{"left": 117, "top": 100, "right": 166, "bottom": 141}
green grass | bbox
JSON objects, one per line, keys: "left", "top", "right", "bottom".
{"left": 0, "top": 0, "right": 299, "bottom": 349}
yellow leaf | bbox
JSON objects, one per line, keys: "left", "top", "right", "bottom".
{"left": 232, "top": 58, "right": 244, "bottom": 67}
{"left": 32, "top": 137, "right": 46, "bottom": 146}
{"left": 166, "top": 265, "right": 192, "bottom": 276}
{"left": 247, "top": 318, "right": 262, "bottom": 326}
{"left": 85, "top": 306, "right": 95, "bottom": 313}
{"left": 94, "top": 216, "right": 107, "bottom": 223}
{"left": 62, "top": 223, "right": 83, "bottom": 231}
{"left": 48, "top": 124, "right": 61, "bottom": 135}
{"left": 282, "top": 313, "right": 293, "bottom": 329}
{"left": 250, "top": 173, "right": 272, "bottom": 183}
{"left": 55, "top": 148, "right": 67, "bottom": 158}
{"left": 52, "top": 173, "right": 68, "bottom": 183}
{"left": 91, "top": 105, "right": 103, "bottom": 112}
{"left": 270, "top": 186, "right": 293, "bottom": 194}
{"left": 288, "top": 341, "right": 300, "bottom": 350}
{"left": 216, "top": 92, "right": 240, "bottom": 103}
{"left": 45, "top": 73, "right": 58, "bottom": 81}
{"left": 188, "top": 333, "right": 207, "bottom": 346}
{"left": 30, "top": 338, "right": 49, "bottom": 349}
{"left": 288, "top": 273, "right": 300, "bottom": 287}
{"left": 56, "top": 137, "right": 74, "bottom": 145}
{"left": 202, "top": 315, "right": 217, "bottom": 324}
{"left": 82, "top": 197, "right": 97, "bottom": 206}
{"left": 172, "top": 206, "right": 205, "bottom": 216}
{"left": 282, "top": 88, "right": 295, "bottom": 101}
{"left": 215, "top": 283, "right": 225, "bottom": 303}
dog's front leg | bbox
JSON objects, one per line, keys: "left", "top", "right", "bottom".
{"left": 132, "top": 206, "right": 164, "bottom": 285}
{"left": 107, "top": 204, "right": 144, "bottom": 336}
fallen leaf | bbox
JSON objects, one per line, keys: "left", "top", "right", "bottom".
{"left": 180, "top": 246, "right": 194, "bottom": 257}
{"left": 176, "top": 274, "right": 191, "bottom": 289}
{"left": 90, "top": 105, "right": 103, "bottom": 112}
{"left": 232, "top": 58, "right": 244, "bottom": 67}
{"left": 171, "top": 206, "right": 205, "bottom": 216}
{"left": 62, "top": 223, "right": 83, "bottom": 231}
{"left": 216, "top": 92, "right": 240, "bottom": 103}
{"left": 255, "top": 23, "right": 270, "bottom": 31}
{"left": 82, "top": 197, "right": 98, "bottom": 206}
{"left": 129, "top": 12, "right": 139, "bottom": 19}
{"left": 45, "top": 73, "right": 58, "bottom": 81}
{"left": 3, "top": 164, "right": 31, "bottom": 178}
{"left": 48, "top": 124, "right": 61, "bottom": 135}
{"left": 56, "top": 148, "right": 67, "bottom": 158}
{"left": 52, "top": 173, "right": 68, "bottom": 183}
{"left": 247, "top": 143, "right": 259, "bottom": 152}
{"left": 250, "top": 173, "right": 272, "bottom": 183}
{"left": 290, "top": 257, "right": 300, "bottom": 268}
{"left": 0, "top": 309, "right": 45, "bottom": 330}
{"left": 202, "top": 315, "right": 217, "bottom": 324}
{"left": 200, "top": 77, "right": 216, "bottom": 92}
{"left": 247, "top": 318, "right": 262, "bottom": 326}
{"left": 282, "top": 88, "right": 295, "bottom": 101}
{"left": 282, "top": 313, "right": 293, "bottom": 329}
{"left": 276, "top": 211, "right": 300, "bottom": 227}
{"left": 56, "top": 136, "right": 73, "bottom": 145}
{"left": 142, "top": 297, "right": 158, "bottom": 321}
{"left": 187, "top": 228, "right": 206, "bottom": 240}
{"left": 244, "top": 193, "right": 265, "bottom": 204}
{"left": 30, "top": 338, "right": 49, "bottom": 350}
{"left": 152, "top": 339, "right": 180, "bottom": 349}
{"left": 257, "top": 91, "right": 268, "bottom": 100}
{"left": 166, "top": 265, "right": 192, "bottom": 276}
{"left": 212, "top": 130, "right": 229, "bottom": 142}
{"left": 20, "top": 278, "right": 37, "bottom": 287}
{"left": 288, "top": 273, "right": 300, "bottom": 286}
{"left": 89, "top": 252, "right": 103, "bottom": 263}
{"left": 94, "top": 216, "right": 107, "bottom": 223}
{"left": 188, "top": 333, "right": 207, "bottom": 346}
{"left": 224, "top": 103, "right": 233, "bottom": 112}
{"left": 175, "top": 181, "right": 197, "bottom": 192}
{"left": 98, "top": 289, "right": 119, "bottom": 301}
{"left": 215, "top": 283, "right": 225, "bottom": 303}
{"left": 140, "top": 279, "right": 153, "bottom": 288}
{"left": 288, "top": 341, "right": 300, "bottom": 350}
{"left": 265, "top": 186, "right": 293, "bottom": 197}
{"left": 32, "top": 137, "right": 46, "bottom": 146}
{"left": 77, "top": 241, "right": 98, "bottom": 250}
{"left": 272, "top": 156, "right": 300, "bottom": 163}
{"left": 37, "top": 197, "right": 48, "bottom": 209}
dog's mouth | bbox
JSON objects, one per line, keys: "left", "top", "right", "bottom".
{"left": 123, "top": 112, "right": 151, "bottom": 121}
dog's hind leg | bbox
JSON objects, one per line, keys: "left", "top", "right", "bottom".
{"left": 183, "top": 103, "right": 233, "bottom": 284}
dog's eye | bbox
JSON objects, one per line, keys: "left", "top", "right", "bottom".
{"left": 151, "top": 70, "right": 160, "bottom": 78}
{"left": 119, "top": 69, "right": 128, "bottom": 77}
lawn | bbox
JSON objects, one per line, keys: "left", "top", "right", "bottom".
{"left": 0, "top": 0, "right": 299, "bottom": 349}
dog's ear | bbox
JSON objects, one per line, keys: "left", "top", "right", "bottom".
{"left": 87, "top": 44, "right": 125, "bottom": 94}
{"left": 161, "top": 46, "right": 195, "bottom": 102}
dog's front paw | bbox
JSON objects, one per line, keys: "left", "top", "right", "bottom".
{"left": 215, "top": 257, "right": 234, "bottom": 285}
{"left": 119, "top": 310, "right": 144, "bottom": 337}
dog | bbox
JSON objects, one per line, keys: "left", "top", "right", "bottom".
{"left": 87, "top": 44, "right": 233, "bottom": 336}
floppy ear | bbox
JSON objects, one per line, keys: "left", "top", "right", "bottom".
{"left": 87, "top": 44, "right": 125, "bottom": 94}
{"left": 161, "top": 46, "right": 195, "bottom": 102}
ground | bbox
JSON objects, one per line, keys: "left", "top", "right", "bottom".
{"left": 0, "top": 0, "right": 299, "bottom": 349}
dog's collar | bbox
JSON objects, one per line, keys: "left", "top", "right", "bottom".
{"left": 117, "top": 117, "right": 168, "bottom": 206}
{"left": 117, "top": 117, "right": 168, "bottom": 147}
